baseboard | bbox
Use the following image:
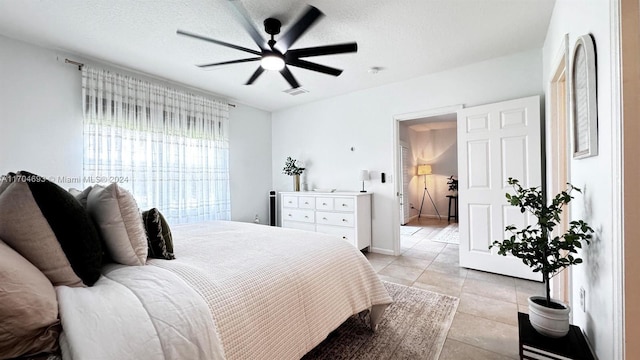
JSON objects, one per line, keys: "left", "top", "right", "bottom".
{"left": 418, "top": 213, "right": 442, "bottom": 219}
{"left": 370, "top": 247, "right": 395, "bottom": 256}
{"left": 402, "top": 215, "right": 418, "bottom": 224}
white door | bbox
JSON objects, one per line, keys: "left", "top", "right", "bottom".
{"left": 400, "top": 145, "right": 413, "bottom": 225}
{"left": 457, "top": 95, "right": 542, "bottom": 281}
{"left": 400, "top": 144, "right": 411, "bottom": 225}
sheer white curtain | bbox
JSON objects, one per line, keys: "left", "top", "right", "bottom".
{"left": 82, "top": 66, "right": 230, "bottom": 223}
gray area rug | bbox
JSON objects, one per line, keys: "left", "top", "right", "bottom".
{"left": 430, "top": 224, "right": 459, "bottom": 244}
{"left": 303, "top": 281, "right": 460, "bottom": 360}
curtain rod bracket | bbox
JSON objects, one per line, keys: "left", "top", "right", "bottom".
{"left": 65, "top": 58, "right": 84, "bottom": 71}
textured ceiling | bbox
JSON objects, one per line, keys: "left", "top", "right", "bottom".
{"left": 0, "top": 0, "right": 555, "bottom": 112}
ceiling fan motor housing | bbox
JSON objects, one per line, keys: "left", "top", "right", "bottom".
{"left": 264, "top": 18, "right": 281, "bottom": 35}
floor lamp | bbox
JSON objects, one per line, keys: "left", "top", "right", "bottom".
{"left": 417, "top": 164, "right": 441, "bottom": 220}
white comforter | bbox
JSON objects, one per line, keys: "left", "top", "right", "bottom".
{"left": 57, "top": 221, "right": 392, "bottom": 360}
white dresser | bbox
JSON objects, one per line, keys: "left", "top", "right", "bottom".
{"left": 280, "top": 191, "right": 372, "bottom": 251}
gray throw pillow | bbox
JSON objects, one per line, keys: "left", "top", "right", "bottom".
{"left": 87, "top": 183, "right": 148, "bottom": 266}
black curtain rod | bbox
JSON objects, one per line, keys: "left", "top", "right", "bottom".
{"left": 64, "top": 58, "right": 236, "bottom": 108}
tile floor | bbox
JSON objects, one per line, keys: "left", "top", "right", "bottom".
{"left": 365, "top": 217, "right": 544, "bottom": 360}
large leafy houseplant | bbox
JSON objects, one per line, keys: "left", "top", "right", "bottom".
{"left": 490, "top": 178, "right": 593, "bottom": 336}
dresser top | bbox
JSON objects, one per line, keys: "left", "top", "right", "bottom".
{"left": 279, "top": 191, "right": 371, "bottom": 197}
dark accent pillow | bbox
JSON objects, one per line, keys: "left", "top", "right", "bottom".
{"left": 0, "top": 171, "right": 102, "bottom": 286}
{"left": 142, "top": 208, "right": 175, "bottom": 260}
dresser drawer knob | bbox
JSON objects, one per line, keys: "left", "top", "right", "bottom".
{"left": 342, "top": 204, "right": 347, "bottom": 207}
{"left": 322, "top": 202, "right": 327, "bottom": 205}
{"left": 304, "top": 216, "right": 309, "bottom": 219}
{"left": 322, "top": 217, "right": 328, "bottom": 220}
{"left": 288, "top": 214, "right": 292, "bottom": 217}
{"left": 342, "top": 219, "right": 347, "bottom": 222}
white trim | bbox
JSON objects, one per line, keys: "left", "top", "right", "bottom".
{"left": 610, "top": 0, "right": 624, "bottom": 358}
{"left": 547, "top": 33, "right": 572, "bottom": 309}
{"left": 369, "top": 247, "right": 396, "bottom": 256}
{"left": 391, "top": 104, "right": 463, "bottom": 256}
{"left": 394, "top": 104, "right": 465, "bottom": 121}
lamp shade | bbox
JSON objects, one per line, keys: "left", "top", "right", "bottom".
{"left": 358, "top": 170, "right": 370, "bottom": 181}
{"left": 417, "top": 164, "right": 432, "bottom": 175}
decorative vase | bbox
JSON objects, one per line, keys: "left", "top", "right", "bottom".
{"left": 528, "top": 296, "right": 571, "bottom": 338}
{"left": 293, "top": 174, "right": 301, "bottom": 192}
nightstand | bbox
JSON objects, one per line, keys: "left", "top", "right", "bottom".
{"left": 518, "top": 312, "right": 594, "bottom": 360}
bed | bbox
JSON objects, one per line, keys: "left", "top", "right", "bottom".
{"left": 0, "top": 173, "right": 392, "bottom": 360}
{"left": 57, "top": 221, "right": 392, "bottom": 360}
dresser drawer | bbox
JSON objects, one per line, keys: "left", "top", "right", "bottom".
{"left": 282, "top": 209, "right": 315, "bottom": 223}
{"left": 298, "top": 197, "right": 315, "bottom": 209}
{"left": 315, "top": 197, "right": 334, "bottom": 210}
{"left": 283, "top": 221, "right": 316, "bottom": 232}
{"left": 316, "top": 225, "right": 356, "bottom": 247}
{"left": 282, "top": 195, "right": 299, "bottom": 208}
{"left": 334, "top": 198, "right": 355, "bottom": 212}
{"left": 316, "top": 211, "right": 355, "bottom": 227}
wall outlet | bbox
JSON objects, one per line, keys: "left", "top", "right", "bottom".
{"left": 579, "top": 287, "right": 586, "bottom": 312}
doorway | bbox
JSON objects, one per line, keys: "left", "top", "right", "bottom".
{"left": 394, "top": 108, "right": 460, "bottom": 254}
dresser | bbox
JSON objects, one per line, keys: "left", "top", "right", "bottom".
{"left": 280, "top": 191, "right": 372, "bottom": 251}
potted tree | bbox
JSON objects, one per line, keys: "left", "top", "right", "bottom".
{"left": 490, "top": 178, "right": 593, "bottom": 338}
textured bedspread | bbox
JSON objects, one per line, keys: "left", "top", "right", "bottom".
{"left": 58, "top": 221, "right": 392, "bottom": 360}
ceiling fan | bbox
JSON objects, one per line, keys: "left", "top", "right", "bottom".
{"left": 177, "top": 0, "right": 358, "bottom": 89}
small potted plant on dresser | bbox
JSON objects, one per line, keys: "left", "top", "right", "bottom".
{"left": 490, "top": 178, "right": 593, "bottom": 338}
{"left": 282, "top": 156, "right": 305, "bottom": 191}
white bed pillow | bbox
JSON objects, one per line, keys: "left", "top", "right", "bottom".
{"left": 87, "top": 183, "right": 148, "bottom": 266}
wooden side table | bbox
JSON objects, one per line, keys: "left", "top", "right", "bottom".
{"left": 446, "top": 195, "right": 458, "bottom": 223}
{"left": 518, "top": 312, "right": 594, "bottom": 360}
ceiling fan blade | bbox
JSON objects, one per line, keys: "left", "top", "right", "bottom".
{"left": 287, "top": 42, "right": 358, "bottom": 58}
{"left": 275, "top": 5, "right": 323, "bottom": 53}
{"left": 197, "top": 57, "right": 261, "bottom": 68}
{"left": 246, "top": 66, "right": 265, "bottom": 85}
{"left": 287, "top": 59, "right": 342, "bottom": 76}
{"left": 228, "top": 0, "right": 268, "bottom": 51}
{"left": 177, "top": 30, "right": 261, "bottom": 56}
{"left": 280, "top": 66, "right": 300, "bottom": 89}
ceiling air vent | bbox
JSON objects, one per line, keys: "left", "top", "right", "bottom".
{"left": 283, "top": 87, "right": 309, "bottom": 96}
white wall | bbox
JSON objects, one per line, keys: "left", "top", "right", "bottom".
{"left": 228, "top": 104, "right": 272, "bottom": 223}
{"left": 542, "top": 1, "right": 617, "bottom": 358}
{"left": 0, "top": 34, "right": 272, "bottom": 223}
{"left": 272, "top": 49, "right": 543, "bottom": 253}
{"left": 400, "top": 125, "right": 457, "bottom": 220}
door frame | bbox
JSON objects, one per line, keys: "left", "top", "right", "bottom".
{"left": 399, "top": 141, "right": 411, "bottom": 226}
{"left": 547, "top": 34, "right": 572, "bottom": 305}
{"left": 391, "top": 104, "right": 463, "bottom": 256}
{"left": 619, "top": 0, "right": 637, "bottom": 357}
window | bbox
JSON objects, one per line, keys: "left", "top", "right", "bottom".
{"left": 82, "top": 67, "right": 230, "bottom": 223}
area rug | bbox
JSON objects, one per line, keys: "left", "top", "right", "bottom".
{"left": 303, "top": 281, "right": 459, "bottom": 360}
{"left": 430, "top": 224, "right": 459, "bottom": 244}
{"left": 400, "top": 225, "right": 422, "bottom": 236}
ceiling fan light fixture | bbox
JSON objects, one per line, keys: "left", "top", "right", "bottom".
{"left": 261, "top": 55, "right": 285, "bottom": 71}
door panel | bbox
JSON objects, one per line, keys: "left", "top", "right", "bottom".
{"left": 457, "top": 95, "right": 542, "bottom": 281}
